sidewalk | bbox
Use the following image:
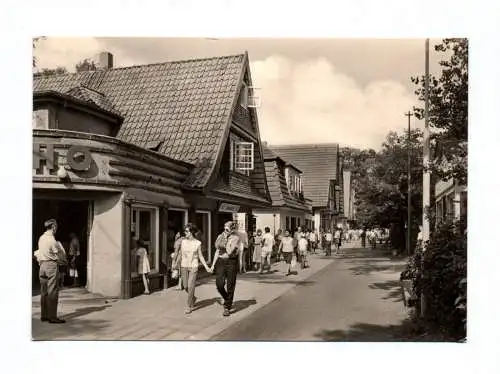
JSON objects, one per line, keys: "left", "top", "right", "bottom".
{"left": 32, "top": 254, "right": 335, "bottom": 341}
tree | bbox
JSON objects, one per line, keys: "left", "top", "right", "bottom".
{"left": 344, "top": 129, "right": 424, "bottom": 253}
{"left": 32, "top": 37, "right": 46, "bottom": 68}
{"left": 33, "top": 58, "right": 97, "bottom": 78}
{"left": 411, "top": 39, "right": 468, "bottom": 184}
{"left": 75, "top": 58, "right": 97, "bottom": 72}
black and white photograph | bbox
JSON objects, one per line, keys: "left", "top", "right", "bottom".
{"left": 30, "top": 36, "right": 468, "bottom": 342}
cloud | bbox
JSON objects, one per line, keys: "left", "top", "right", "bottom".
{"left": 34, "top": 37, "right": 143, "bottom": 71}
{"left": 34, "top": 38, "right": 422, "bottom": 150}
{"left": 251, "top": 55, "right": 421, "bottom": 149}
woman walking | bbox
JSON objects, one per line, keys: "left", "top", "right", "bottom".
{"left": 278, "top": 230, "right": 295, "bottom": 276}
{"left": 179, "top": 223, "right": 211, "bottom": 314}
{"left": 252, "top": 229, "right": 263, "bottom": 271}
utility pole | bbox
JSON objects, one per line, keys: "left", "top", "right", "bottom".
{"left": 421, "top": 38, "right": 431, "bottom": 318}
{"left": 405, "top": 110, "right": 414, "bottom": 256}
{"left": 422, "top": 38, "right": 431, "bottom": 245}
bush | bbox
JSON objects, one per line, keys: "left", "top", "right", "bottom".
{"left": 400, "top": 218, "right": 467, "bottom": 340}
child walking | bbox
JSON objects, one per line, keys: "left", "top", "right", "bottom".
{"left": 135, "top": 239, "right": 151, "bottom": 295}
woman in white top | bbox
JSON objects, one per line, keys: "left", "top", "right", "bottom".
{"left": 177, "top": 223, "right": 211, "bottom": 314}
{"left": 135, "top": 239, "right": 151, "bottom": 295}
{"left": 279, "top": 230, "right": 295, "bottom": 276}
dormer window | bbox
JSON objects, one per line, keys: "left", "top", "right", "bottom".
{"left": 239, "top": 83, "right": 261, "bottom": 109}
{"left": 285, "top": 167, "right": 302, "bottom": 194}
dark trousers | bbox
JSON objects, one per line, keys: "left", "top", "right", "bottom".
{"left": 215, "top": 257, "right": 238, "bottom": 309}
{"left": 39, "top": 261, "right": 60, "bottom": 320}
{"left": 325, "top": 241, "right": 332, "bottom": 256}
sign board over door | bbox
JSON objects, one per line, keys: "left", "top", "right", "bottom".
{"left": 219, "top": 203, "right": 240, "bottom": 213}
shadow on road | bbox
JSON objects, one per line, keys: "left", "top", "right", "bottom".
{"left": 32, "top": 317, "right": 111, "bottom": 341}
{"left": 62, "top": 305, "right": 112, "bottom": 320}
{"left": 232, "top": 299, "right": 257, "bottom": 314}
{"left": 369, "top": 280, "right": 404, "bottom": 302}
{"left": 193, "top": 297, "right": 219, "bottom": 312}
{"left": 314, "top": 321, "right": 450, "bottom": 342}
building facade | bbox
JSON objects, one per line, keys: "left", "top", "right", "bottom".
{"left": 253, "top": 145, "right": 312, "bottom": 235}
{"left": 435, "top": 178, "right": 467, "bottom": 224}
{"left": 268, "top": 144, "right": 344, "bottom": 233}
{"left": 32, "top": 52, "right": 271, "bottom": 299}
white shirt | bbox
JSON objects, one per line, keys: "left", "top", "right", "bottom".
{"left": 262, "top": 233, "right": 274, "bottom": 252}
{"left": 35, "top": 231, "right": 60, "bottom": 262}
{"left": 180, "top": 238, "right": 201, "bottom": 268}
{"left": 298, "top": 237, "right": 308, "bottom": 251}
{"left": 325, "top": 233, "right": 333, "bottom": 241}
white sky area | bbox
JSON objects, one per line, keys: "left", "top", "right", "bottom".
{"left": 34, "top": 37, "right": 443, "bottom": 150}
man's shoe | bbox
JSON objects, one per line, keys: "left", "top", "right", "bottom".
{"left": 223, "top": 308, "right": 230, "bottom": 317}
{"left": 40, "top": 317, "right": 49, "bottom": 322}
{"left": 48, "top": 318, "right": 66, "bottom": 324}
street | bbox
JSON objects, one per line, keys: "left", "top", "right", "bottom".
{"left": 213, "top": 245, "right": 408, "bottom": 341}
{"left": 32, "top": 242, "right": 409, "bottom": 341}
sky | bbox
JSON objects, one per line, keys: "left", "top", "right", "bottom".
{"left": 34, "top": 37, "right": 445, "bottom": 150}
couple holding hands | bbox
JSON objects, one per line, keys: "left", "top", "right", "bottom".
{"left": 172, "top": 221, "right": 241, "bottom": 316}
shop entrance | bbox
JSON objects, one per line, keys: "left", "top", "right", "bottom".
{"left": 32, "top": 198, "right": 90, "bottom": 294}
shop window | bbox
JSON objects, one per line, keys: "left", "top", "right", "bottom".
{"left": 131, "top": 206, "right": 159, "bottom": 277}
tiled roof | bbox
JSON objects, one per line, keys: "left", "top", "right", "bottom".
{"left": 33, "top": 53, "right": 247, "bottom": 188}
{"left": 262, "top": 143, "right": 302, "bottom": 173}
{"left": 262, "top": 144, "right": 310, "bottom": 212}
{"left": 269, "top": 143, "right": 339, "bottom": 208}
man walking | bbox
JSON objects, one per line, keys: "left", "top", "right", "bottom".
{"left": 211, "top": 221, "right": 241, "bottom": 317}
{"left": 261, "top": 227, "right": 274, "bottom": 273}
{"left": 34, "top": 219, "right": 66, "bottom": 324}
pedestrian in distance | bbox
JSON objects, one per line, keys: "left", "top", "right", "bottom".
{"left": 260, "top": 227, "right": 274, "bottom": 273}
{"left": 211, "top": 221, "right": 241, "bottom": 317}
{"left": 278, "top": 230, "right": 295, "bottom": 276}
{"left": 334, "top": 228, "right": 342, "bottom": 255}
{"left": 325, "top": 230, "right": 333, "bottom": 256}
{"left": 135, "top": 238, "right": 151, "bottom": 295}
{"left": 34, "top": 219, "right": 66, "bottom": 324}
{"left": 68, "top": 232, "right": 80, "bottom": 287}
{"left": 298, "top": 232, "right": 309, "bottom": 269}
{"left": 178, "top": 223, "right": 211, "bottom": 314}
{"left": 361, "top": 229, "right": 367, "bottom": 248}
{"left": 252, "top": 229, "right": 263, "bottom": 271}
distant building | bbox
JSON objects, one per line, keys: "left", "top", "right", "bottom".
{"left": 435, "top": 178, "right": 467, "bottom": 224}
{"left": 268, "top": 144, "right": 344, "bottom": 232}
{"left": 253, "top": 144, "right": 313, "bottom": 234}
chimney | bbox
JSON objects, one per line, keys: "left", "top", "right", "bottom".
{"left": 98, "top": 52, "right": 114, "bottom": 70}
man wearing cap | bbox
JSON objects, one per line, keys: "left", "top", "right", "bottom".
{"left": 34, "top": 219, "right": 66, "bottom": 323}
{"left": 211, "top": 221, "right": 241, "bottom": 317}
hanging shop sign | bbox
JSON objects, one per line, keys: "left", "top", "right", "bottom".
{"left": 218, "top": 203, "right": 240, "bottom": 213}
{"left": 33, "top": 143, "right": 93, "bottom": 172}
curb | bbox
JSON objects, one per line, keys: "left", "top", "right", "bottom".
{"left": 187, "top": 256, "right": 335, "bottom": 340}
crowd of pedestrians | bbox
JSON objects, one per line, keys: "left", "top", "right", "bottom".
{"left": 35, "top": 215, "right": 391, "bottom": 323}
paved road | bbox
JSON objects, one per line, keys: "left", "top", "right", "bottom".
{"left": 212, "top": 247, "right": 409, "bottom": 341}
